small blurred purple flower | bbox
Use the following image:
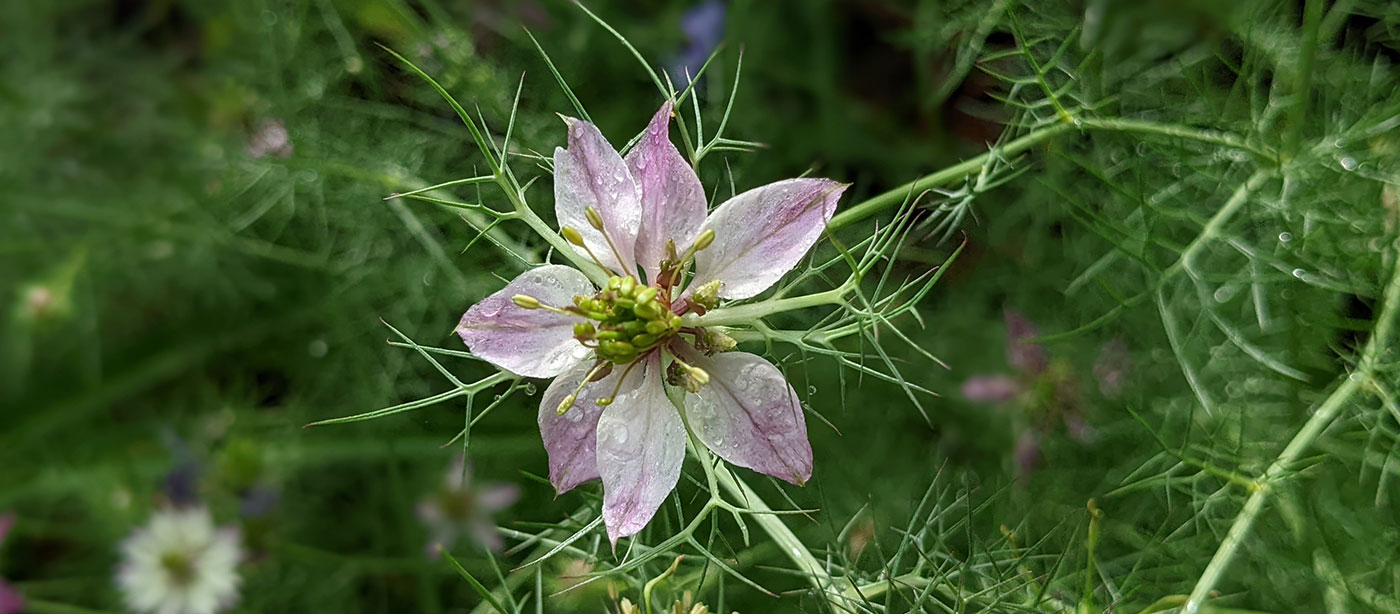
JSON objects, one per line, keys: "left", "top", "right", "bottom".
{"left": 1093, "top": 338, "right": 1131, "bottom": 398}
{"left": 417, "top": 455, "right": 520, "bottom": 556}
{"left": 247, "top": 118, "right": 292, "bottom": 159}
{"left": 960, "top": 374, "right": 1021, "bottom": 404}
{"left": 0, "top": 514, "right": 23, "bottom": 614}
{"left": 1003, "top": 309, "right": 1048, "bottom": 375}
{"left": 963, "top": 310, "right": 1126, "bottom": 475}
{"left": 162, "top": 434, "right": 202, "bottom": 507}
{"left": 669, "top": 0, "right": 725, "bottom": 85}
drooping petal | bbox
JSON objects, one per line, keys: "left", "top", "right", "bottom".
{"left": 455, "top": 265, "right": 594, "bottom": 378}
{"left": 961, "top": 374, "right": 1022, "bottom": 404}
{"left": 596, "top": 357, "right": 685, "bottom": 545}
{"left": 554, "top": 118, "right": 642, "bottom": 277}
{"left": 625, "top": 101, "right": 707, "bottom": 283}
{"left": 691, "top": 178, "right": 847, "bottom": 300}
{"left": 1004, "top": 309, "right": 1048, "bottom": 375}
{"left": 538, "top": 362, "right": 637, "bottom": 494}
{"left": 680, "top": 348, "right": 812, "bottom": 485}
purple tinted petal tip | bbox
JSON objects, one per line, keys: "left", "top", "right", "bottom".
{"left": 1003, "top": 309, "right": 1048, "bottom": 374}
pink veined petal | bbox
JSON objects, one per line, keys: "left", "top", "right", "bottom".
{"left": 554, "top": 118, "right": 642, "bottom": 277}
{"left": 1004, "top": 309, "right": 1048, "bottom": 375}
{"left": 538, "top": 361, "right": 637, "bottom": 494}
{"left": 596, "top": 357, "right": 685, "bottom": 546}
{"left": 455, "top": 265, "right": 594, "bottom": 378}
{"left": 626, "top": 101, "right": 707, "bottom": 284}
{"left": 691, "top": 178, "right": 847, "bottom": 300}
{"left": 679, "top": 348, "right": 813, "bottom": 485}
{"left": 961, "top": 374, "right": 1023, "bottom": 404}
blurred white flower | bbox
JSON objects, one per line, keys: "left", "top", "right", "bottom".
{"left": 117, "top": 507, "right": 242, "bottom": 614}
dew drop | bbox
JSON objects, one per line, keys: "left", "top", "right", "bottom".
{"left": 1213, "top": 287, "right": 1231, "bottom": 303}
{"left": 1340, "top": 156, "right": 1358, "bottom": 171}
{"left": 1292, "top": 268, "right": 1307, "bottom": 279}
{"left": 611, "top": 424, "right": 630, "bottom": 445}
{"left": 807, "top": 385, "right": 817, "bottom": 395}
{"left": 1278, "top": 232, "right": 1292, "bottom": 243}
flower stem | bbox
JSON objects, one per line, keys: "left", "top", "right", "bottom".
{"left": 687, "top": 287, "right": 847, "bottom": 328}
{"left": 1183, "top": 238, "right": 1400, "bottom": 613}
{"left": 828, "top": 118, "right": 1275, "bottom": 232}
{"left": 712, "top": 465, "right": 855, "bottom": 613}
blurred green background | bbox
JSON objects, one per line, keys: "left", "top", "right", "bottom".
{"left": 3, "top": 0, "right": 1399, "bottom": 613}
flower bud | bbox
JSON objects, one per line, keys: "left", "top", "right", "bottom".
{"left": 635, "top": 287, "right": 659, "bottom": 305}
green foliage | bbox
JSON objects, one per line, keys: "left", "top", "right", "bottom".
{"left": 2, "top": 1, "right": 1399, "bottom": 613}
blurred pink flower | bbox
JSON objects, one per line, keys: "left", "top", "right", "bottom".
{"left": 963, "top": 310, "right": 1130, "bottom": 476}
{"left": 418, "top": 455, "right": 520, "bottom": 555}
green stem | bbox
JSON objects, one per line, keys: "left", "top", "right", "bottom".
{"left": 828, "top": 118, "right": 1275, "bottom": 232}
{"left": 688, "top": 287, "right": 847, "bottom": 328}
{"left": 1183, "top": 238, "right": 1400, "bottom": 613}
{"left": 712, "top": 465, "right": 854, "bottom": 613}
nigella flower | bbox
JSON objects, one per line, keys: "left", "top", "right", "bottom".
{"left": 456, "top": 101, "right": 846, "bottom": 543}
{"left": 417, "top": 455, "right": 520, "bottom": 555}
{"left": 116, "top": 507, "right": 242, "bottom": 614}
{"left": 0, "top": 514, "right": 22, "bottom": 614}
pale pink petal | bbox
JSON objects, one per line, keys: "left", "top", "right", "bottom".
{"left": 625, "top": 101, "right": 707, "bottom": 283}
{"left": 455, "top": 265, "right": 594, "bottom": 378}
{"left": 443, "top": 454, "right": 470, "bottom": 491}
{"left": 691, "top": 178, "right": 847, "bottom": 300}
{"left": 477, "top": 484, "right": 520, "bottom": 512}
{"left": 1014, "top": 430, "right": 1041, "bottom": 477}
{"left": 554, "top": 118, "right": 642, "bottom": 277}
{"left": 0, "top": 581, "right": 23, "bottom": 614}
{"left": 470, "top": 518, "right": 505, "bottom": 552}
{"left": 680, "top": 349, "right": 812, "bottom": 485}
{"left": 596, "top": 357, "right": 685, "bottom": 545}
{"left": 1004, "top": 309, "right": 1048, "bottom": 375}
{"left": 539, "top": 362, "right": 638, "bottom": 494}
{"left": 961, "top": 375, "right": 1022, "bottom": 404}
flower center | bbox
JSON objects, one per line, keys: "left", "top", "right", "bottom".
{"left": 571, "top": 276, "right": 682, "bottom": 364}
{"left": 160, "top": 550, "right": 197, "bottom": 586}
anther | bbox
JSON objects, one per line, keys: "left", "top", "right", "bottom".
{"left": 561, "top": 226, "right": 586, "bottom": 247}
{"left": 585, "top": 207, "right": 605, "bottom": 231}
{"left": 693, "top": 229, "right": 715, "bottom": 251}
{"left": 512, "top": 295, "right": 541, "bottom": 309}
